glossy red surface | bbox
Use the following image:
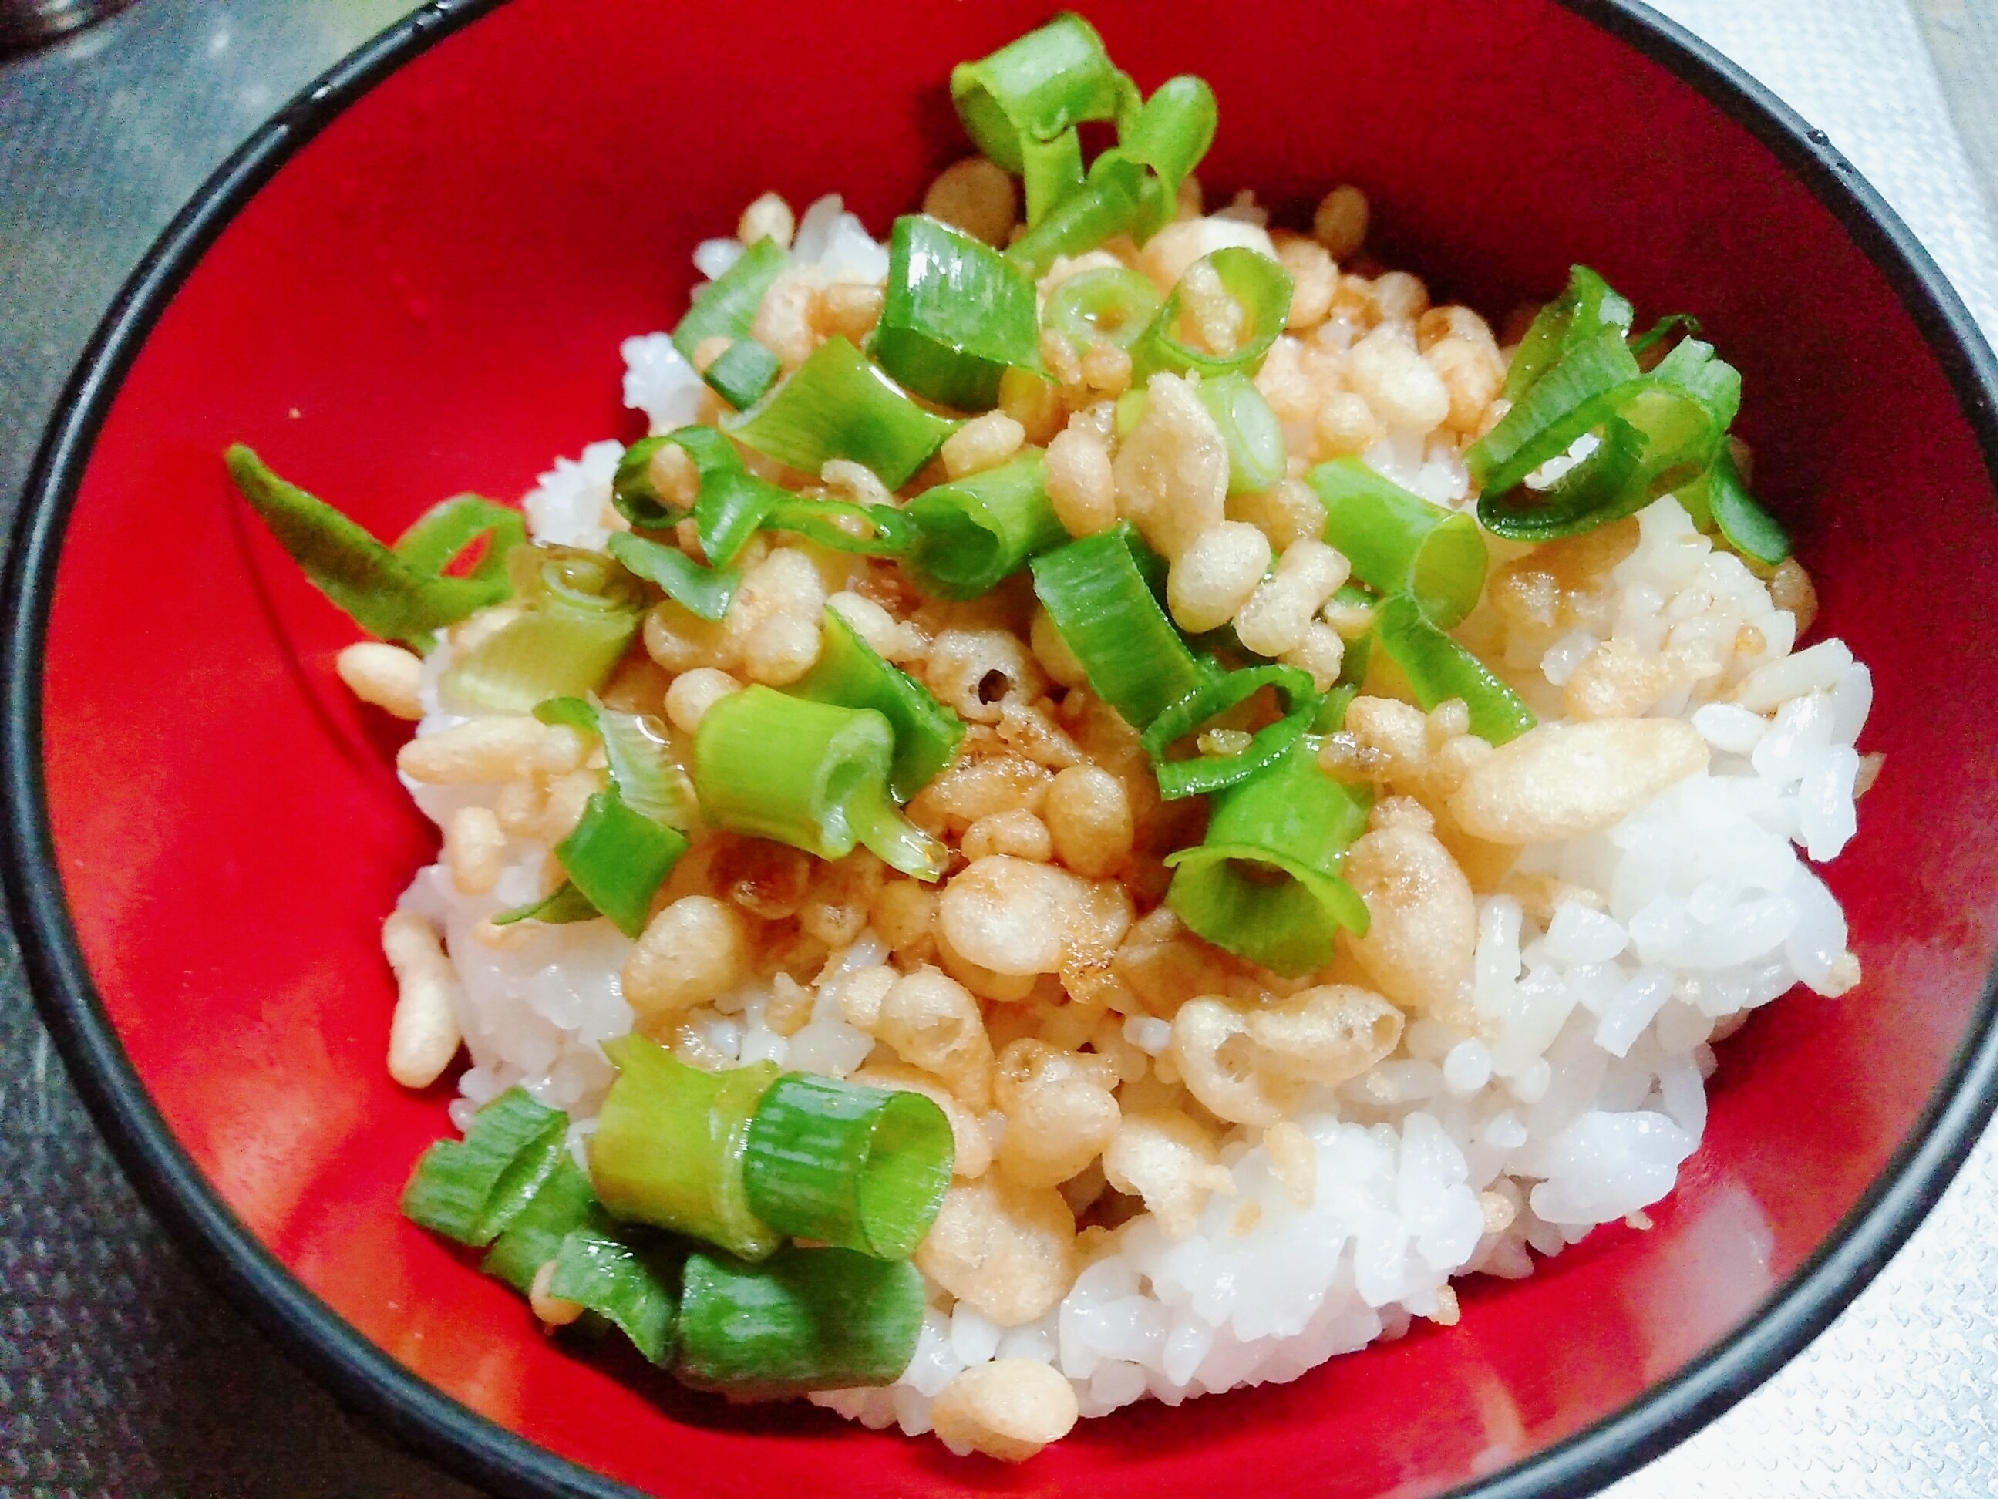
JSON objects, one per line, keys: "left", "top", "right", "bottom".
{"left": 34, "top": 0, "right": 1998, "bottom": 1495}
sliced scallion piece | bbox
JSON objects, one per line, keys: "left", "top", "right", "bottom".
{"left": 1164, "top": 741, "right": 1372, "bottom": 977}
{"left": 1373, "top": 594, "right": 1536, "bottom": 745}
{"left": 906, "top": 449, "right": 1067, "bottom": 599}
{"left": 401, "top": 1088, "right": 567, "bottom": 1248}
{"left": 1703, "top": 442, "right": 1791, "bottom": 565}
{"left": 439, "top": 545, "right": 645, "bottom": 713}
{"left": 694, "top": 687, "right": 948, "bottom": 881}
{"left": 703, "top": 338, "right": 783, "bottom": 411}
{"left": 697, "top": 468, "right": 794, "bottom": 569}
{"left": 1102, "top": 73, "right": 1218, "bottom": 240}
{"left": 607, "top": 532, "right": 739, "bottom": 621}
{"left": 673, "top": 236, "right": 791, "bottom": 362}
{"left": 590, "top": 1035, "right": 783, "bottom": 1261}
{"left": 492, "top": 882, "right": 599, "bottom": 928}
{"left": 1306, "top": 457, "right": 1488, "bottom": 627}
{"left": 950, "top": 13, "right": 1129, "bottom": 175}
{"left": 1140, "top": 663, "right": 1320, "bottom": 800}
{"left": 1130, "top": 247, "right": 1293, "bottom": 381}
{"left": 1007, "top": 152, "right": 1150, "bottom": 278}
{"left": 1031, "top": 523, "right": 1211, "bottom": 729}
{"left": 532, "top": 696, "right": 695, "bottom": 830}
{"left": 791, "top": 607, "right": 965, "bottom": 801}
{"left": 553, "top": 790, "right": 689, "bottom": 938}
{"left": 743, "top": 1073, "right": 953, "bottom": 1258}
{"left": 1043, "top": 267, "right": 1162, "bottom": 353}
{"left": 481, "top": 1156, "right": 607, "bottom": 1294}
{"left": 1469, "top": 329, "right": 1641, "bottom": 499}
{"left": 1021, "top": 127, "right": 1087, "bottom": 227}
{"left": 1503, "top": 264, "right": 1634, "bottom": 403}
{"left": 674, "top": 1247, "right": 926, "bottom": 1398}
{"left": 547, "top": 1227, "right": 680, "bottom": 1365}
{"left": 873, "top": 215, "right": 1043, "bottom": 411}
{"left": 1196, "top": 373, "right": 1287, "bottom": 497}
{"left": 763, "top": 497, "right": 916, "bottom": 557}
{"left": 727, "top": 336, "right": 959, "bottom": 490}
{"left": 226, "top": 446, "right": 523, "bottom": 652}
{"left": 612, "top": 436, "right": 689, "bottom": 532}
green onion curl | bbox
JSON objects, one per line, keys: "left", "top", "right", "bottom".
{"left": 1164, "top": 741, "right": 1372, "bottom": 977}
{"left": 674, "top": 236, "right": 791, "bottom": 362}
{"left": 225, "top": 446, "right": 524, "bottom": 653}
{"left": 1196, "top": 372, "right": 1287, "bottom": 497}
{"left": 693, "top": 687, "right": 948, "bottom": 881}
{"left": 590, "top": 1036, "right": 783, "bottom": 1261}
{"left": 1140, "top": 663, "right": 1320, "bottom": 800}
{"left": 727, "top": 336, "right": 959, "bottom": 490}
{"left": 1030, "top": 522, "right": 1212, "bottom": 729}
{"left": 906, "top": 449, "right": 1068, "bottom": 600}
{"left": 791, "top": 607, "right": 965, "bottom": 801}
{"left": 674, "top": 1247, "right": 927, "bottom": 1398}
{"left": 401, "top": 1088, "right": 567, "bottom": 1247}
{"left": 1372, "top": 594, "right": 1536, "bottom": 745}
{"left": 703, "top": 338, "right": 783, "bottom": 411}
{"left": 1306, "top": 458, "right": 1487, "bottom": 627}
{"left": 950, "top": 14, "right": 1131, "bottom": 176}
{"left": 607, "top": 532, "right": 739, "bottom": 621}
{"left": 873, "top": 215, "right": 1044, "bottom": 411}
{"left": 743, "top": 1073, "right": 954, "bottom": 1259}
{"left": 439, "top": 545, "right": 645, "bottom": 713}
{"left": 1043, "top": 267, "right": 1162, "bottom": 353}
{"left": 1130, "top": 247, "right": 1293, "bottom": 382}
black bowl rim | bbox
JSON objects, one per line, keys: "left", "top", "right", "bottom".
{"left": 5, "top": 2, "right": 1996, "bottom": 1496}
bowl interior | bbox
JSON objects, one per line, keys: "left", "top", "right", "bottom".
{"left": 28, "top": 0, "right": 1998, "bottom": 1495}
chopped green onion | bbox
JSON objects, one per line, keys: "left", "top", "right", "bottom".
{"left": 1476, "top": 336, "right": 1739, "bottom": 541}
{"left": 674, "top": 1247, "right": 926, "bottom": 1398}
{"left": 547, "top": 1227, "right": 681, "bottom": 1365}
{"left": 1306, "top": 458, "right": 1487, "bottom": 627}
{"left": 1196, "top": 373, "right": 1287, "bottom": 497}
{"left": 590, "top": 1035, "right": 783, "bottom": 1261}
{"left": 696, "top": 468, "right": 795, "bottom": 569}
{"left": 1503, "top": 265, "right": 1634, "bottom": 403}
{"left": 1140, "top": 663, "right": 1320, "bottom": 800}
{"left": 873, "top": 215, "right": 1043, "bottom": 411}
{"left": 1043, "top": 267, "right": 1162, "bottom": 353}
{"left": 481, "top": 1155, "right": 607, "bottom": 1294}
{"left": 554, "top": 790, "right": 689, "bottom": 938}
{"left": 492, "top": 882, "right": 600, "bottom": 928}
{"left": 1629, "top": 313, "right": 1700, "bottom": 361}
{"left": 673, "top": 236, "right": 791, "bottom": 362}
{"left": 763, "top": 497, "right": 917, "bottom": 556}
{"left": 1021, "top": 127, "right": 1087, "bottom": 227}
{"left": 1472, "top": 330, "right": 1641, "bottom": 498}
{"left": 703, "top": 338, "right": 783, "bottom": 411}
{"left": 607, "top": 532, "right": 739, "bottom": 621}
{"left": 791, "top": 607, "right": 965, "bottom": 801}
{"left": 1164, "top": 742, "right": 1371, "bottom": 977}
{"left": 391, "top": 493, "right": 529, "bottom": 587}
{"left": 1130, "top": 247, "right": 1293, "bottom": 381}
{"left": 950, "top": 13, "right": 1129, "bottom": 175}
{"left": 1030, "top": 523, "right": 1210, "bottom": 729}
{"left": 694, "top": 687, "right": 948, "bottom": 881}
{"left": 1314, "top": 682, "right": 1359, "bottom": 733}
{"left": 1373, "top": 594, "right": 1536, "bottom": 744}
{"left": 401, "top": 1088, "right": 567, "bottom": 1248}
{"left": 906, "top": 449, "right": 1068, "bottom": 599}
{"left": 727, "top": 336, "right": 959, "bottom": 490}
{"left": 612, "top": 437, "right": 689, "bottom": 532}
{"left": 1006, "top": 151, "right": 1150, "bottom": 277}
{"left": 440, "top": 545, "right": 645, "bottom": 713}
{"left": 743, "top": 1073, "right": 953, "bottom": 1259}
{"left": 1703, "top": 443, "right": 1790, "bottom": 564}
{"left": 1105, "top": 74, "right": 1218, "bottom": 239}
{"left": 225, "top": 446, "right": 523, "bottom": 652}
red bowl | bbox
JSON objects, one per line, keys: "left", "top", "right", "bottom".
{"left": 7, "top": 1, "right": 1997, "bottom": 1495}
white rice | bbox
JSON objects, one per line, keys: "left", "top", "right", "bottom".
{"left": 399, "top": 217, "right": 1871, "bottom": 1444}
